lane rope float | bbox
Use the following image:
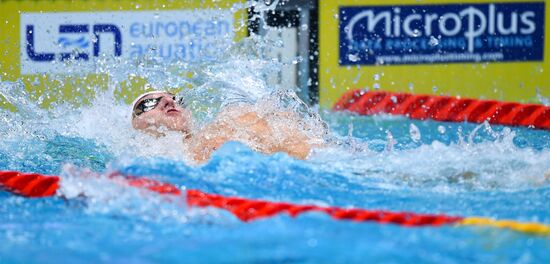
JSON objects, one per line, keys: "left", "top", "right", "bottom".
{"left": 1, "top": 170, "right": 549, "bottom": 236}
{"left": 334, "top": 90, "right": 550, "bottom": 130}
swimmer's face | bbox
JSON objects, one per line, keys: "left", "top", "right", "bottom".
{"left": 131, "top": 92, "right": 193, "bottom": 136}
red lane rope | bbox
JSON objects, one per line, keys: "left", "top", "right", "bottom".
{"left": 186, "top": 189, "right": 462, "bottom": 226}
{"left": 334, "top": 90, "right": 550, "bottom": 130}
{"left": 0, "top": 170, "right": 462, "bottom": 227}
{"left": 3, "top": 170, "right": 549, "bottom": 235}
{"left": 0, "top": 171, "right": 59, "bottom": 197}
{"left": 110, "top": 173, "right": 182, "bottom": 195}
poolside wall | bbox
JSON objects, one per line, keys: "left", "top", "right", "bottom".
{"left": 319, "top": 0, "right": 549, "bottom": 108}
{"left": 0, "top": 0, "right": 246, "bottom": 109}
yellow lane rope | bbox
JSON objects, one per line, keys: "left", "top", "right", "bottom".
{"left": 459, "top": 217, "right": 550, "bottom": 236}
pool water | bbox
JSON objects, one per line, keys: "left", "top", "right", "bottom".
{"left": 1, "top": 32, "right": 549, "bottom": 263}
{"left": 1, "top": 107, "right": 549, "bottom": 263}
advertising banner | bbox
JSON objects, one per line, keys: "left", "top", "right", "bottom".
{"left": 20, "top": 10, "right": 235, "bottom": 74}
{"left": 320, "top": 0, "right": 549, "bottom": 108}
{"left": 0, "top": 0, "right": 245, "bottom": 108}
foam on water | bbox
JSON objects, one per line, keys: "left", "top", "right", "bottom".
{"left": 317, "top": 114, "right": 550, "bottom": 192}
{"left": 56, "top": 164, "right": 209, "bottom": 224}
{"left": 1, "top": 7, "right": 550, "bottom": 260}
{"left": 1, "top": 48, "right": 549, "bottom": 194}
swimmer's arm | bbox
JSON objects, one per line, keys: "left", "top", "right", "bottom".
{"left": 188, "top": 109, "right": 266, "bottom": 162}
{"left": 233, "top": 108, "right": 317, "bottom": 159}
{"left": 229, "top": 106, "right": 324, "bottom": 159}
{"left": 190, "top": 106, "right": 321, "bottom": 161}
{"left": 189, "top": 111, "right": 273, "bottom": 162}
{"left": 188, "top": 121, "right": 235, "bottom": 162}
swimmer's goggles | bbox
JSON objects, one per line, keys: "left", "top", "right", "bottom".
{"left": 133, "top": 94, "right": 185, "bottom": 116}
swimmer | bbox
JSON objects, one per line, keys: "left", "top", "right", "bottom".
{"left": 131, "top": 91, "right": 324, "bottom": 162}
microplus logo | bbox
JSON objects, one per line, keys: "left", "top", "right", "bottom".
{"left": 339, "top": 2, "right": 545, "bottom": 65}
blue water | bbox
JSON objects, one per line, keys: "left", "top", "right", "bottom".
{"left": 1, "top": 111, "right": 549, "bottom": 263}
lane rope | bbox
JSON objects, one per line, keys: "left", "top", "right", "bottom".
{"left": 459, "top": 217, "right": 550, "bottom": 236}
{"left": 334, "top": 90, "right": 550, "bottom": 130}
{"left": 1, "top": 170, "right": 549, "bottom": 236}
